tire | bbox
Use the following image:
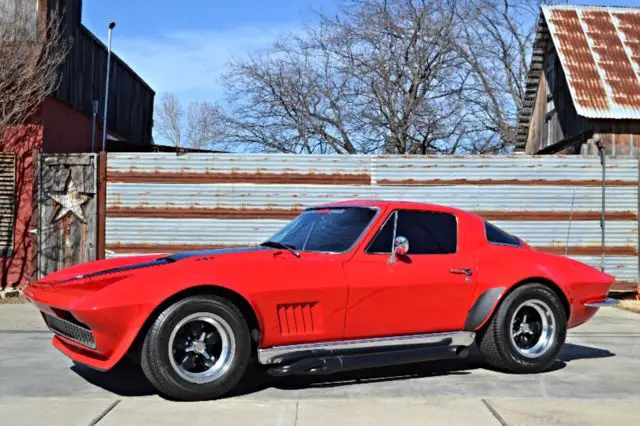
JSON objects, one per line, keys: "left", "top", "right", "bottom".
{"left": 140, "top": 295, "right": 251, "bottom": 400}
{"left": 476, "top": 284, "right": 567, "bottom": 373}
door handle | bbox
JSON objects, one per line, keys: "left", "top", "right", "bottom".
{"left": 449, "top": 268, "right": 473, "bottom": 276}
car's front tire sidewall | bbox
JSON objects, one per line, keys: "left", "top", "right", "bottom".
{"left": 141, "top": 296, "right": 251, "bottom": 401}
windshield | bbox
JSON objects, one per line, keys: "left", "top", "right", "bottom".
{"left": 266, "top": 207, "right": 377, "bottom": 253}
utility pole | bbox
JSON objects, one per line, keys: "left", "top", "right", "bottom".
{"left": 101, "top": 21, "right": 116, "bottom": 152}
{"left": 90, "top": 100, "right": 98, "bottom": 152}
{"left": 596, "top": 139, "right": 606, "bottom": 272}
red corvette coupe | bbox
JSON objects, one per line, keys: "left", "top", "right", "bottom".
{"left": 25, "top": 200, "right": 617, "bottom": 400}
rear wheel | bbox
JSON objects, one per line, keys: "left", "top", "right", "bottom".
{"left": 477, "top": 284, "right": 567, "bottom": 373}
{"left": 140, "top": 295, "right": 251, "bottom": 400}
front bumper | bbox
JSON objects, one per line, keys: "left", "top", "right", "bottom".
{"left": 42, "top": 312, "right": 96, "bottom": 349}
{"left": 24, "top": 284, "right": 148, "bottom": 371}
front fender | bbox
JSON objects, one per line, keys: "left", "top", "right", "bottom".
{"left": 71, "top": 259, "right": 260, "bottom": 369}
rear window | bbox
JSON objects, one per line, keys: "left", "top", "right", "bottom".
{"left": 484, "top": 222, "right": 521, "bottom": 247}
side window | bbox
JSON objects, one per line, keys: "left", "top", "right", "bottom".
{"left": 485, "top": 221, "right": 521, "bottom": 247}
{"left": 367, "top": 210, "right": 457, "bottom": 254}
{"left": 366, "top": 213, "right": 395, "bottom": 253}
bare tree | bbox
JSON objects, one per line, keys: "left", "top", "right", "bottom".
{"left": 0, "top": 1, "right": 70, "bottom": 147}
{"left": 208, "top": 0, "right": 544, "bottom": 154}
{"left": 215, "top": 0, "right": 471, "bottom": 154}
{"left": 1, "top": 1, "right": 70, "bottom": 290}
{"left": 328, "top": 0, "right": 469, "bottom": 154}
{"left": 153, "top": 93, "right": 220, "bottom": 150}
{"left": 454, "top": 0, "right": 543, "bottom": 152}
{"left": 215, "top": 30, "right": 374, "bottom": 154}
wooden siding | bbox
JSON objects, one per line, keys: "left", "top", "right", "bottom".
{"left": 36, "top": 154, "right": 97, "bottom": 278}
{"left": 47, "top": 0, "right": 154, "bottom": 145}
{"left": 526, "top": 71, "right": 547, "bottom": 153}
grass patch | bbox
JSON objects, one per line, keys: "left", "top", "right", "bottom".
{"left": 616, "top": 299, "right": 640, "bottom": 314}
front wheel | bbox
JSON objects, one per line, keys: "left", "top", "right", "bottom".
{"left": 476, "top": 284, "right": 567, "bottom": 373}
{"left": 140, "top": 295, "right": 251, "bottom": 400}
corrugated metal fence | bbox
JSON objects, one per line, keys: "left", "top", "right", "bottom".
{"left": 105, "top": 153, "right": 639, "bottom": 292}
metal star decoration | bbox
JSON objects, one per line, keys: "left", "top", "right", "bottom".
{"left": 46, "top": 175, "right": 92, "bottom": 223}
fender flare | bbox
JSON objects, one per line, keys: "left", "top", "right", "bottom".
{"left": 464, "top": 287, "right": 506, "bottom": 331}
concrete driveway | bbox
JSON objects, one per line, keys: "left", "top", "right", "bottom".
{"left": 0, "top": 303, "right": 638, "bottom": 425}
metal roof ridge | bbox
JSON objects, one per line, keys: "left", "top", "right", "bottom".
{"left": 542, "top": 4, "right": 640, "bottom": 13}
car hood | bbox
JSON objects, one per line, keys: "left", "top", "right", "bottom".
{"left": 37, "top": 247, "right": 270, "bottom": 284}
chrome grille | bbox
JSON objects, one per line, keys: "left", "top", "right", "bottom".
{"left": 43, "top": 313, "right": 96, "bottom": 349}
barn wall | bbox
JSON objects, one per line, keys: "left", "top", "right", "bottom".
{"left": 580, "top": 121, "right": 640, "bottom": 157}
{"left": 41, "top": 97, "right": 93, "bottom": 153}
{"left": 105, "top": 153, "right": 639, "bottom": 293}
{"left": 526, "top": 43, "right": 592, "bottom": 154}
{"left": 0, "top": 125, "right": 43, "bottom": 289}
{"left": 46, "top": 0, "right": 154, "bottom": 145}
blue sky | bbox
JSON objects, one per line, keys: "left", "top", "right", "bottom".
{"left": 82, "top": 0, "right": 340, "bottom": 105}
{"left": 82, "top": 1, "right": 640, "bottom": 107}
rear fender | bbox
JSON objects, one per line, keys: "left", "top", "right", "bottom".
{"left": 463, "top": 277, "right": 571, "bottom": 332}
{"left": 463, "top": 287, "right": 506, "bottom": 331}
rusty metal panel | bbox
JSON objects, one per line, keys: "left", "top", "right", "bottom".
{"left": 105, "top": 153, "right": 639, "bottom": 290}
{"left": 493, "top": 221, "right": 637, "bottom": 250}
{"left": 106, "top": 183, "right": 636, "bottom": 215}
{"left": 105, "top": 217, "right": 635, "bottom": 254}
{"left": 542, "top": 5, "right": 640, "bottom": 119}
{"left": 373, "top": 155, "right": 638, "bottom": 185}
{"left": 105, "top": 218, "right": 286, "bottom": 246}
{"left": 572, "top": 256, "right": 637, "bottom": 283}
{"left": 107, "top": 153, "right": 371, "bottom": 184}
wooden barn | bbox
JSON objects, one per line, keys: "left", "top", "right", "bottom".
{"left": 1, "top": 0, "right": 155, "bottom": 290}
{"left": 517, "top": 5, "right": 640, "bottom": 156}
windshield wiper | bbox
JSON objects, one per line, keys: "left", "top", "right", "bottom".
{"left": 260, "top": 241, "right": 301, "bottom": 258}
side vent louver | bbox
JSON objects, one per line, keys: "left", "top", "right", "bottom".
{"left": 277, "top": 303, "right": 318, "bottom": 336}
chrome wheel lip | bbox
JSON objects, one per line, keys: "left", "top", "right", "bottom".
{"left": 509, "top": 299, "right": 556, "bottom": 359}
{"left": 168, "top": 312, "right": 235, "bottom": 384}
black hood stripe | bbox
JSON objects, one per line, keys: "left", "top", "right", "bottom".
{"left": 74, "top": 258, "right": 172, "bottom": 280}
{"left": 165, "top": 246, "right": 268, "bottom": 262}
{"left": 75, "top": 247, "right": 268, "bottom": 280}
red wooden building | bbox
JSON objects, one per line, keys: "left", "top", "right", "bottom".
{"left": 1, "top": 0, "right": 155, "bottom": 290}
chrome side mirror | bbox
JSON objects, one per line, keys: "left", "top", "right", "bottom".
{"left": 394, "top": 236, "right": 409, "bottom": 255}
{"left": 388, "top": 236, "right": 409, "bottom": 264}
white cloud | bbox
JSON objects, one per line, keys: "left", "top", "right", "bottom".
{"left": 112, "top": 24, "right": 298, "bottom": 103}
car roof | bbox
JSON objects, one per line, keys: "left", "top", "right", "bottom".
{"left": 312, "top": 199, "right": 471, "bottom": 216}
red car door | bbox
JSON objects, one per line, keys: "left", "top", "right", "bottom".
{"left": 257, "top": 252, "right": 349, "bottom": 347}
{"left": 342, "top": 209, "right": 478, "bottom": 339}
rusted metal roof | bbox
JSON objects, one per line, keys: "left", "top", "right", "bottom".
{"left": 516, "top": 5, "right": 640, "bottom": 149}
{"left": 543, "top": 5, "right": 640, "bottom": 119}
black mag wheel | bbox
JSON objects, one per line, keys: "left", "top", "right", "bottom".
{"left": 140, "top": 295, "right": 251, "bottom": 400}
{"left": 476, "top": 283, "right": 567, "bottom": 373}
{"left": 168, "top": 312, "right": 235, "bottom": 383}
{"left": 509, "top": 299, "right": 556, "bottom": 359}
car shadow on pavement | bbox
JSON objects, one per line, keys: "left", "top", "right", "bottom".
{"left": 559, "top": 342, "right": 615, "bottom": 362}
{"left": 71, "top": 360, "right": 156, "bottom": 397}
{"left": 69, "top": 342, "right": 614, "bottom": 399}
{"left": 234, "top": 357, "right": 478, "bottom": 395}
